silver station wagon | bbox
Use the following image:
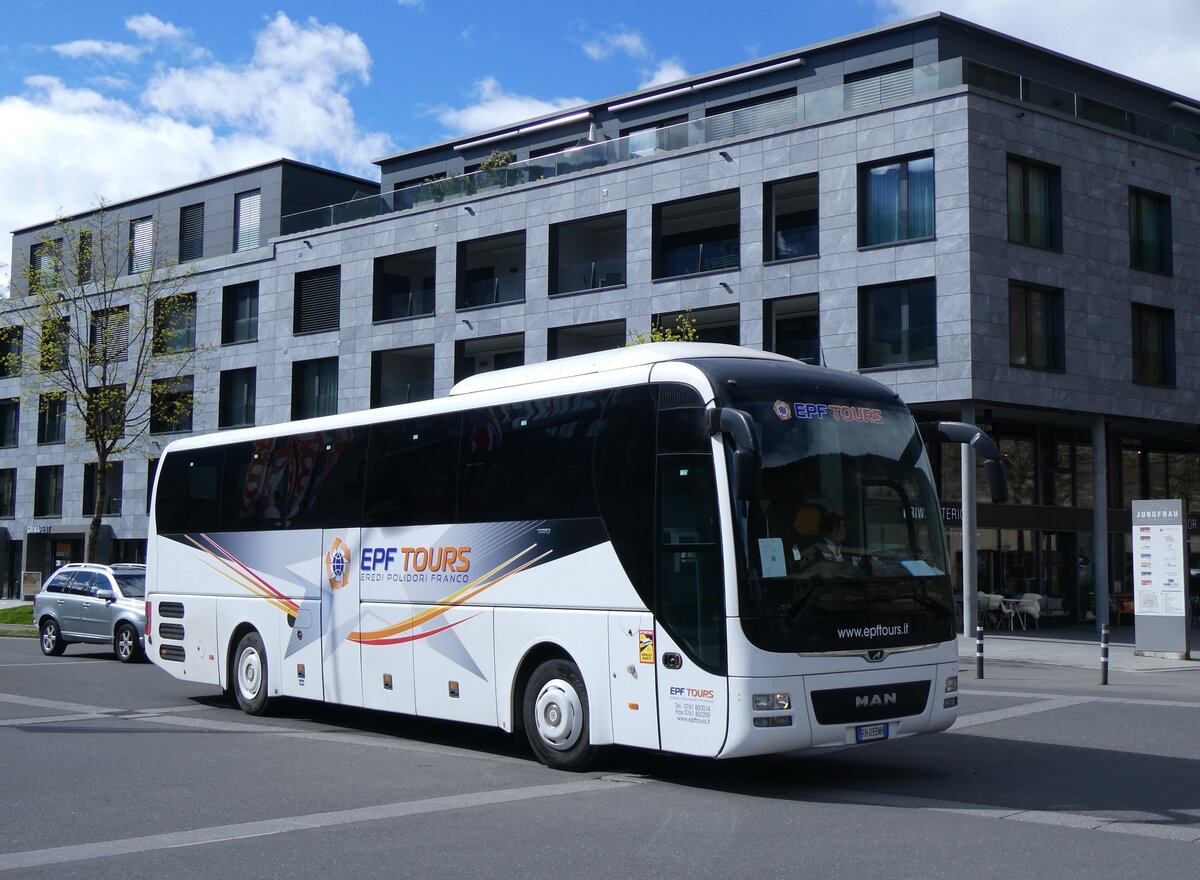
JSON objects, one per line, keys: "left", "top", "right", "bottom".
{"left": 34, "top": 563, "right": 147, "bottom": 662}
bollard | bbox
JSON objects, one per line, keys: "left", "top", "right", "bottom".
{"left": 976, "top": 624, "right": 984, "bottom": 680}
{"left": 1100, "top": 623, "right": 1110, "bottom": 686}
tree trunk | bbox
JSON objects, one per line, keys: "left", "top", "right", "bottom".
{"left": 86, "top": 456, "right": 106, "bottom": 563}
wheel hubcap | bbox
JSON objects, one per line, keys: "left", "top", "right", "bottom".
{"left": 42, "top": 627, "right": 55, "bottom": 651}
{"left": 534, "top": 678, "right": 583, "bottom": 751}
{"left": 118, "top": 630, "right": 132, "bottom": 657}
{"left": 238, "top": 646, "right": 262, "bottom": 700}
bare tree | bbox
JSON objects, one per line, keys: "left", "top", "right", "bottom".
{"left": 1, "top": 202, "right": 203, "bottom": 561}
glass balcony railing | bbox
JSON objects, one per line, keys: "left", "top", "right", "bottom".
{"left": 554, "top": 257, "right": 626, "bottom": 295}
{"left": 281, "top": 60, "right": 962, "bottom": 236}
{"left": 280, "top": 56, "right": 1200, "bottom": 237}
{"left": 458, "top": 275, "right": 525, "bottom": 310}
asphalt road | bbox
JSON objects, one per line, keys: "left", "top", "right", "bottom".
{"left": 2, "top": 637, "right": 1200, "bottom": 880}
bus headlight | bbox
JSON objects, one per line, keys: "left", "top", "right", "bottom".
{"left": 944, "top": 676, "right": 958, "bottom": 694}
{"left": 752, "top": 693, "right": 791, "bottom": 711}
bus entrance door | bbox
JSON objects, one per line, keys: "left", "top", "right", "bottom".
{"left": 607, "top": 612, "right": 660, "bottom": 750}
{"left": 322, "top": 529, "right": 363, "bottom": 707}
{"left": 654, "top": 626, "right": 729, "bottom": 757}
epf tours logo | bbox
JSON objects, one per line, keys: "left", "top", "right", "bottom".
{"left": 326, "top": 537, "right": 352, "bottom": 590}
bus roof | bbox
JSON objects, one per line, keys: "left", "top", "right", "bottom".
{"left": 449, "top": 342, "right": 793, "bottom": 396}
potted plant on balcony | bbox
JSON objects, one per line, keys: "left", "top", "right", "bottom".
{"left": 478, "top": 149, "right": 516, "bottom": 191}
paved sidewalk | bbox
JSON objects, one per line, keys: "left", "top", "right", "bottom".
{"left": 959, "top": 632, "right": 1198, "bottom": 673}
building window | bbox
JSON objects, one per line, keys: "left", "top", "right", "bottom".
{"left": 153, "top": 292, "right": 196, "bottom": 354}
{"left": 179, "top": 203, "right": 204, "bottom": 262}
{"left": 40, "top": 317, "right": 69, "bottom": 372}
{"left": 0, "top": 469, "right": 14, "bottom": 518}
{"left": 765, "top": 175, "right": 818, "bottom": 262}
{"left": 0, "top": 399, "right": 18, "bottom": 447}
{"left": 292, "top": 357, "right": 338, "bottom": 419}
{"left": 859, "top": 153, "right": 934, "bottom": 246}
{"left": 222, "top": 281, "right": 259, "bottom": 344}
{"left": 90, "top": 306, "right": 130, "bottom": 365}
{"left": 370, "top": 346, "right": 434, "bottom": 407}
{"left": 77, "top": 230, "right": 93, "bottom": 284}
{"left": 1129, "top": 188, "right": 1171, "bottom": 274}
{"left": 550, "top": 213, "right": 626, "bottom": 295}
{"left": 653, "top": 190, "right": 740, "bottom": 279}
{"left": 38, "top": 393, "right": 66, "bottom": 444}
{"left": 129, "top": 217, "right": 154, "bottom": 274}
{"left": 83, "top": 461, "right": 123, "bottom": 516}
{"left": 704, "top": 89, "right": 796, "bottom": 139}
{"left": 0, "top": 326, "right": 22, "bottom": 378}
{"left": 456, "top": 232, "right": 527, "bottom": 309}
{"left": 653, "top": 305, "right": 739, "bottom": 345}
{"left": 548, "top": 320, "right": 626, "bottom": 359}
{"left": 219, "top": 367, "right": 256, "bottom": 428}
{"left": 1132, "top": 304, "right": 1175, "bottom": 387}
{"left": 234, "top": 190, "right": 261, "bottom": 251}
{"left": 859, "top": 279, "right": 937, "bottom": 369}
{"left": 29, "top": 239, "right": 63, "bottom": 287}
{"left": 373, "top": 249, "right": 435, "bottom": 321}
{"left": 1009, "top": 282, "right": 1064, "bottom": 370}
{"left": 151, "top": 376, "right": 194, "bottom": 434}
{"left": 620, "top": 116, "right": 689, "bottom": 157}
{"left": 34, "top": 465, "right": 64, "bottom": 517}
{"left": 1007, "top": 156, "right": 1061, "bottom": 250}
{"left": 87, "top": 384, "right": 127, "bottom": 442}
{"left": 764, "top": 294, "right": 819, "bottom": 363}
{"left": 454, "top": 334, "right": 524, "bottom": 383}
{"left": 294, "top": 266, "right": 341, "bottom": 333}
{"left": 146, "top": 458, "right": 158, "bottom": 515}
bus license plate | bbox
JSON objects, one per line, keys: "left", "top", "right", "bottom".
{"left": 856, "top": 723, "right": 889, "bottom": 743}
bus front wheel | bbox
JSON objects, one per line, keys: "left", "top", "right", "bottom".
{"left": 522, "top": 659, "right": 596, "bottom": 771}
{"left": 233, "top": 631, "right": 270, "bottom": 715}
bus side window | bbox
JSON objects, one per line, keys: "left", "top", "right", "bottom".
{"left": 364, "top": 415, "right": 460, "bottom": 527}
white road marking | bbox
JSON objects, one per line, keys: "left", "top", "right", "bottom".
{"left": 0, "top": 777, "right": 643, "bottom": 872}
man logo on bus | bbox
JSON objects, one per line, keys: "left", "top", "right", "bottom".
{"left": 773, "top": 400, "right": 792, "bottom": 421}
{"left": 326, "top": 537, "right": 352, "bottom": 590}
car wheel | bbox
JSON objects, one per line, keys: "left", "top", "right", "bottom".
{"left": 114, "top": 623, "right": 143, "bottom": 663}
{"left": 233, "top": 631, "right": 270, "bottom": 715}
{"left": 522, "top": 658, "right": 597, "bottom": 771}
{"left": 39, "top": 619, "right": 66, "bottom": 657}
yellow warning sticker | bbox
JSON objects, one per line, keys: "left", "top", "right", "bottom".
{"left": 638, "top": 629, "right": 655, "bottom": 664}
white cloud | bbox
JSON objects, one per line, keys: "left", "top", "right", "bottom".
{"left": 640, "top": 60, "right": 688, "bottom": 89}
{"left": 396, "top": 0, "right": 425, "bottom": 7}
{"left": 880, "top": 0, "right": 1200, "bottom": 98}
{"left": 583, "top": 30, "right": 649, "bottom": 61}
{"left": 52, "top": 40, "right": 142, "bottom": 62}
{"left": 433, "top": 77, "right": 587, "bottom": 135}
{"left": 0, "top": 13, "right": 393, "bottom": 295}
{"left": 142, "top": 13, "right": 391, "bottom": 170}
{"left": 125, "top": 14, "right": 185, "bottom": 42}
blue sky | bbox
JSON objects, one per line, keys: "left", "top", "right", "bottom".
{"left": 3, "top": 0, "right": 1198, "bottom": 291}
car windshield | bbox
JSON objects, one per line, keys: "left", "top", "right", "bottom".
{"left": 113, "top": 573, "right": 146, "bottom": 598}
{"left": 720, "top": 386, "right": 954, "bottom": 654}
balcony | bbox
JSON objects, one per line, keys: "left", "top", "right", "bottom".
{"left": 281, "top": 60, "right": 964, "bottom": 236}
{"left": 280, "top": 57, "right": 1200, "bottom": 238}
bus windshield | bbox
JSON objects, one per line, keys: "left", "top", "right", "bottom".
{"left": 723, "top": 387, "right": 953, "bottom": 654}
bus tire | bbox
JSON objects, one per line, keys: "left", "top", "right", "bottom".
{"left": 522, "top": 659, "right": 596, "bottom": 771}
{"left": 232, "top": 631, "right": 270, "bottom": 715}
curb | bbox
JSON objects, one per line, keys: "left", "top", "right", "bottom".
{"left": 0, "top": 624, "right": 37, "bottom": 639}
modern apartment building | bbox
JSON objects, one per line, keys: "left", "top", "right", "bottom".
{"left": 3, "top": 12, "right": 1198, "bottom": 625}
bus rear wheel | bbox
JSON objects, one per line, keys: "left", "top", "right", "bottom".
{"left": 233, "top": 631, "right": 270, "bottom": 715}
{"left": 522, "top": 659, "right": 596, "bottom": 771}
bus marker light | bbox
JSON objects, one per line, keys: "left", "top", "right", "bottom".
{"left": 384, "top": 674, "right": 393, "bottom": 690}
{"left": 628, "top": 703, "right": 639, "bottom": 710}
{"left": 449, "top": 680, "right": 460, "bottom": 698}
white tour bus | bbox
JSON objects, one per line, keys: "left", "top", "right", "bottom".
{"left": 146, "top": 343, "right": 1005, "bottom": 770}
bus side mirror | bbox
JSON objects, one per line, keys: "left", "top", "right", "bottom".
{"left": 918, "top": 421, "right": 1009, "bottom": 504}
{"left": 709, "top": 407, "right": 761, "bottom": 501}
